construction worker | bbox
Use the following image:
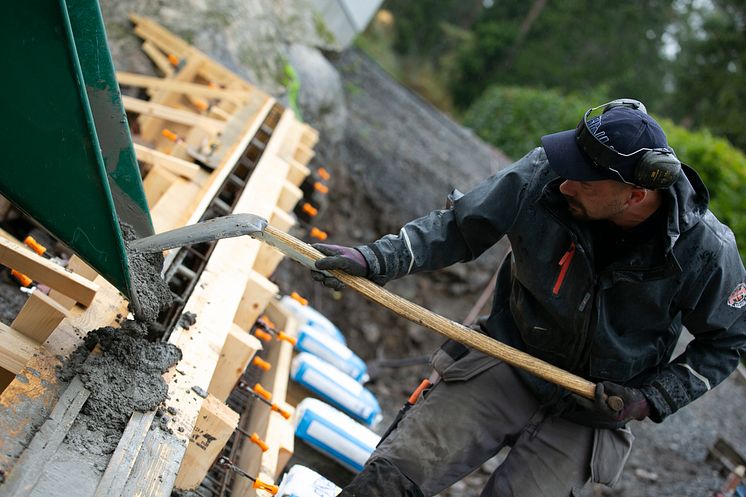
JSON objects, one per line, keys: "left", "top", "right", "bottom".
{"left": 311, "top": 99, "right": 746, "bottom": 497}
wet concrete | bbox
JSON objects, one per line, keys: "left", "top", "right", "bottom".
{"left": 57, "top": 319, "right": 182, "bottom": 456}
{"left": 178, "top": 311, "right": 197, "bottom": 330}
{"left": 121, "top": 223, "right": 174, "bottom": 322}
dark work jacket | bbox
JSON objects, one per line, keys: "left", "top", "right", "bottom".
{"left": 357, "top": 148, "right": 746, "bottom": 425}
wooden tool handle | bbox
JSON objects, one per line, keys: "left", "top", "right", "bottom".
{"left": 263, "top": 226, "right": 598, "bottom": 401}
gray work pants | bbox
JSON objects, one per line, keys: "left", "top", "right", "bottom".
{"left": 362, "top": 348, "right": 634, "bottom": 497}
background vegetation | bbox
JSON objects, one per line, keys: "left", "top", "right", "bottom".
{"left": 358, "top": 0, "right": 746, "bottom": 259}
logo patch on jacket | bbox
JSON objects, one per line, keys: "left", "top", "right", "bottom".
{"left": 727, "top": 282, "right": 746, "bottom": 309}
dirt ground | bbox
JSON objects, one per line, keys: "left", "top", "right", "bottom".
{"left": 275, "top": 49, "right": 746, "bottom": 497}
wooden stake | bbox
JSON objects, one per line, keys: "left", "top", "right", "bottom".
{"left": 11, "top": 290, "right": 70, "bottom": 344}
{"left": 233, "top": 271, "right": 279, "bottom": 330}
{"left": 123, "top": 96, "right": 225, "bottom": 134}
{"left": 174, "top": 395, "right": 240, "bottom": 490}
{"left": 208, "top": 325, "right": 262, "bottom": 402}
{"left": 0, "top": 323, "right": 40, "bottom": 375}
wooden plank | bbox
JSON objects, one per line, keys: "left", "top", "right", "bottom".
{"left": 261, "top": 407, "right": 295, "bottom": 480}
{"left": 117, "top": 72, "right": 251, "bottom": 105}
{"left": 94, "top": 412, "right": 153, "bottom": 497}
{"left": 276, "top": 181, "right": 303, "bottom": 213}
{"left": 208, "top": 325, "right": 262, "bottom": 402}
{"left": 0, "top": 322, "right": 41, "bottom": 374}
{"left": 0, "top": 377, "right": 90, "bottom": 497}
{"left": 287, "top": 159, "right": 311, "bottom": 187}
{"left": 0, "top": 237, "right": 98, "bottom": 307}
{"left": 269, "top": 207, "right": 296, "bottom": 232}
{"left": 135, "top": 143, "right": 200, "bottom": 179}
{"left": 129, "top": 14, "right": 191, "bottom": 57}
{"left": 150, "top": 177, "right": 203, "bottom": 233}
{"left": 141, "top": 41, "right": 174, "bottom": 77}
{"left": 174, "top": 395, "right": 240, "bottom": 490}
{"left": 11, "top": 290, "right": 70, "bottom": 344}
{"left": 232, "top": 301, "right": 297, "bottom": 497}
{"left": 293, "top": 143, "right": 315, "bottom": 166}
{"left": 299, "top": 124, "right": 319, "bottom": 148}
{"left": 48, "top": 256, "right": 99, "bottom": 309}
{"left": 123, "top": 96, "right": 225, "bottom": 134}
{"left": 252, "top": 247, "right": 284, "bottom": 279}
{"left": 233, "top": 271, "right": 279, "bottom": 330}
{"left": 142, "top": 165, "right": 179, "bottom": 208}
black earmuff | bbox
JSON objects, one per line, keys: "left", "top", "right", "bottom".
{"left": 576, "top": 99, "right": 681, "bottom": 190}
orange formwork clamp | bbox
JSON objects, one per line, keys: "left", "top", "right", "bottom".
{"left": 259, "top": 314, "right": 276, "bottom": 330}
{"left": 10, "top": 269, "right": 32, "bottom": 287}
{"left": 277, "top": 331, "right": 297, "bottom": 346}
{"left": 252, "top": 480, "right": 279, "bottom": 495}
{"left": 254, "top": 329, "right": 272, "bottom": 342}
{"left": 193, "top": 98, "right": 210, "bottom": 112}
{"left": 249, "top": 432, "right": 269, "bottom": 452}
{"left": 317, "top": 167, "right": 331, "bottom": 181}
{"left": 253, "top": 383, "right": 272, "bottom": 400}
{"left": 271, "top": 403, "right": 292, "bottom": 420}
{"left": 23, "top": 236, "right": 47, "bottom": 256}
{"left": 290, "top": 292, "right": 308, "bottom": 306}
{"left": 252, "top": 356, "right": 272, "bottom": 372}
{"left": 313, "top": 182, "right": 329, "bottom": 194}
{"left": 301, "top": 203, "right": 318, "bottom": 217}
{"left": 309, "top": 227, "right": 328, "bottom": 241}
{"left": 167, "top": 53, "right": 180, "bottom": 66}
{"left": 161, "top": 128, "right": 180, "bottom": 142}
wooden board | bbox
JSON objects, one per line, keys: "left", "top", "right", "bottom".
{"left": 0, "top": 238, "right": 98, "bottom": 307}
{"left": 208, "top": 325, "right": 262, "bottom": 402}
{"left": 117, "top": 72, "right": 251, "bottom": 105}
{"left": 0, "top": 322, "right": 40, "bottom": 374}
{"left": 135, "top": 143, "right": 201, "bottom": 179}
{"left": 233, "top": 271, "right": 279, "bottom": 330}
{"left": 123, "top": 96, "right": 225, "bottom": 134}
{"left": 11, "top": 291, "right": 70, "bottom": 344}
{"left": 174, "top": 394, "right": 239, "bottom": 490}
{"left": 143, "top": 165, "right": 180, "bottom": 208}
{"left": 0, "top": 377, "right": 90, "bottom": 497}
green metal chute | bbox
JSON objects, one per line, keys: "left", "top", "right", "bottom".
{"left": 0, "top": 0, "right": 153, "bottom": 314}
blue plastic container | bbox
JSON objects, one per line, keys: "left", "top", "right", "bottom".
{"left": 277, "top": 465, "right": 340, "bottom": 497}
{"left": 291, "top": 353, "right": 382, "bottom": 427}
{"left": 280, "top": 296, "right": 346, "bottom": 344}
{"left": 293, "top": 398, "right": 381, "bottom": 473}
{"left": 295, "top": 325, "right": 368, "bottom": 382}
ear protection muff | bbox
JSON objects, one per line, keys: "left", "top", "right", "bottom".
{"left": 575, "top": 99, "right": 681, "bottom": 189}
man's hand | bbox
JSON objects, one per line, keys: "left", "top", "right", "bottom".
{"left": 591, "top": 381, "right": 650, "bottom": 427}
{"left": 311, "top": 243, "right": 369, "bottom": 290}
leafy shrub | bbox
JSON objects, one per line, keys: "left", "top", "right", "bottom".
{"left": 464, "top": 86, "right": 746, "bottom": 259}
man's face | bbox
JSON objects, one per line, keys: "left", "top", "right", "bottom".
{"left": 558, "top": 179, "right": 631, "bottom": 221}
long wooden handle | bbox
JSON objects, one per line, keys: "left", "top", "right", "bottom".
{"left": 262, "top": 226, "right": 597, "bottom": 400}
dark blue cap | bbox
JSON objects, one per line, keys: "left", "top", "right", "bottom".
{"left": 541, "top": 106, "right": 670, "bottom": 184}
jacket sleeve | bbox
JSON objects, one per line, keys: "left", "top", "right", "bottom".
{"left": 356, "top": 148, "right": 543, "bottom": 285}
{"left": 641, "top": 232, "right": 746, "bottom": 422}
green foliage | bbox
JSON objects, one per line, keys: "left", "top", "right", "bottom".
{"left": 462, "top": 87, "right": 589, "bottom": 158}
{"left": 663, "top": 121, "right": 746, "bottom": 255}
{"left": 450, "top": 1, "right": 676, "bottom": 110}
{"left": 667, "top": 0, "right": 746, "bottom": 151}
{"left": 464, "top": 87, "right": 746, "bottom": 259}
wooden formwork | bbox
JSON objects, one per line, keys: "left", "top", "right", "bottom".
{"left": 0, "top": 15, "right": 314, "bottom": 497}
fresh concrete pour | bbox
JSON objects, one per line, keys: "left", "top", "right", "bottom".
{"left": 19, "top": 228, "right": 182, "bottom": 496}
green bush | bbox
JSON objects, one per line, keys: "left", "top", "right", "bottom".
{"left": 464, "top": 86, "right": 746, "bottom": 260}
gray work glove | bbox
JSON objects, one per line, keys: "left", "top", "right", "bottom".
{"left": 312, "top": 243, "right": 369, "bottom": 291}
